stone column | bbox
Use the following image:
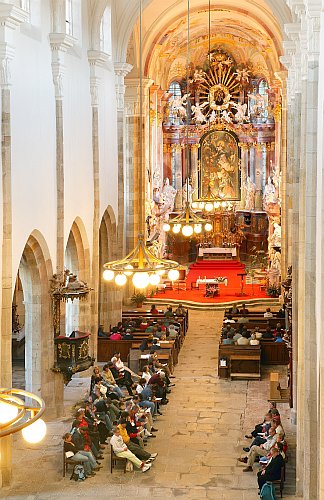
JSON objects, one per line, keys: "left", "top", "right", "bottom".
{"left": 254, "top": 142, "right": 264, "bottom": 210}
{"left": 190, "top": 144, "right": 199, "bottom": 200}
{"left": 124, "top": 77, "right": 153, "bottom": 252}
{"left": 173, "top": 144, "right": 183, "bottom": 209}
{"left": 114, "top": 62, "right": 133, "bottom": 256}
{"left": 239, "top": 143, "right": 248, "bottom": 208}
{"left": 87, "top": 50, "right": 108, "bottom": 358}
{"left": 49, "top": 32, "right": 75, "bottom": 416}
{"left": 0, "top": 4, "right": 28, "bottom": 488}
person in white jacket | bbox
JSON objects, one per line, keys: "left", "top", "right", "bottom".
{"left": 110, "top": 427, "right": 156, "bottom": 472}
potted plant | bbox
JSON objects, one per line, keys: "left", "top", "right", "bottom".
{"left": 267, "top": 285, "right": 281, "bottom": 298}
{"left": 130, "top": 292, "right": 147, "bottom": 308}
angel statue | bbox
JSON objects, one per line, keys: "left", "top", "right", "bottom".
{"left": 269, "top": 223, "right": 281, "bottom": 248}
{"left": 209, "top": 110, "right": 217, "bottom": 123}
{"left": 192, "top": 69, "right": 206, "bottom": 85}
{"left": 191, "top": 102, "right": 208, "bottom": 124}
{"left": 244, "top": 176, "right": 256, "bottom": 211}
{"left": 221, "top": 109, "right": 233, "bottom": 123}
{"left": 234, "top": 67, "right": 251, "bottom": 83}
{"left": 169, "top": 93, "right": 189, "bottom": 121}
{"left": 231, "top": 102, "right": 248, "bottom": 123}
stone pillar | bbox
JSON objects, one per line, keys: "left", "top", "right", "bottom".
{"left": 114, "top": 62, "right": 133, "bottom": 256}
{"left": 254, "top": 143, "right": 264, "bottom": 210}
{"left": 190, "top": 144, "right": 199, "bottom": 200}
{"left": 124, "top": 77, "right": 153, "bottom": 252}
{"left": 239, "top": 143, "right": 248, "bottom": 208}
{"left": 0, "top": 4, "right": 28, "bottom": 487}
{"left": 173, "top": 144, "right": 183, "bottom": 209}
{"left": 87, "top": 50, "right": 108, "bottom": 358}
{"left": 49, "top": 32, "right": 75, "bottom": 415}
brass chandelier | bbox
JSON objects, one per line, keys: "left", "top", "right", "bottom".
{"left": 103, "top": 0, "right": 180, "bottom": 289}
{"left": 163, "top": 0, "right": 212, "bottom": 238}
{"left": 0, "top": 388, "right": 46, "bottom": 442}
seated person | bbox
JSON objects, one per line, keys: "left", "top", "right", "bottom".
{"left": 150, "top": 304, "right": 159, "bottom": 315}
{"left": 116, "top": 321, "right": 125, "bottom": 333}
{"left": 222, "top": 332, "right": 235, "bottom": 345}
{"left": 264, "top": 308, "right": 273, "bottom": 318}
{"left": 136, "top": 378, "right": 147, "bottom": 394}
{"left": 275, "top": 332, "right": 284, "bottom": 342}
{"left": 109, "top": 328, "right": 122, "bottom": 340}
{"left": 101, "top": 364, "right": 124, "bottom": 399}
{"left": 254, "top": 327, "right": 263, "bottom": 340}
{"left": 277, "top": 305, "right": 286, "bottom": 318}
{"left": 150, "top": 339, "right": 161, "bottom": 352}
{"left": 273, "top": 322, "right": 284, "bottom": 337}
{"left": 257, "top": 444, "right": 284, "bottom": 490}
{"left": 141, "top": 365, "right": 152, "bottom": 383}
{"left": 262, "top": 327, "right": 273, "bottom": 339}
{"left": 236, "top": 331, "right": 250, "bottom": 345}
{"left": 239, "top": 427, "right": 277, "bottom": 471}
{"left": 117, "top": 419, "right": 153, "bottom": 462}
{"left": 139, "top": 336, "right": 153, "bottom": 352}
{"left": 122, "top": 329, "right": 134, "bottom": 340}
{"left": 224, "top": 314, "right": 235, "bottom": 324}
{"left": 239, "top": 303, "right": 249, "bottom": 314}
{"left": 98, "top": 324, "right": 109, "bottom": 338}
{"left": 233, "top": 330, "right": 242, "bottom": 342}
{"left": 227, "top": 304, "right": 239, "bottom": 314}
{"left": 63, "top": 432, "right": 97, "bottom": 477}
{"left": 164, "top": 306, "right": 174, "bottom": 317}
{"left": 249, "top": 332, "right": 260, "bottom": 345}
{"left": 237, "top": 315, "right": 249, "bottom": 324}
{"left": 167, "top": 324, "right": 178, "bottom": 339}
{"left": 110, "top": 427, "right": 152, "bottom": 473}
{"left": 175, "top": 303, "right": 186, "bottom": 316}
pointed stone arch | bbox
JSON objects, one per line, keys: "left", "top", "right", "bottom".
{"left": 64, "top": 217, "right": 91, "bottom": 333}
{"left": 14, "top": 230, "right": 59, "bottom": 415}
{"left": 99, "top": 205, "right": 121, "bottom": 330}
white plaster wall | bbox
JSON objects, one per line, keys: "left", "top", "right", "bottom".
{"left": 98, "top": 63, "right": 118, "bottom": 220}
{"left": 11, "top": 0, "right": 56, "bottom": 282}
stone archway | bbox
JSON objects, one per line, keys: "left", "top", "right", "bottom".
{"left": 99, "top": 205, "right": 121, "bottom": 330}
{"left": 14, "top": 230, "right": 58, "bottom": 415}
{"left": 64, "top": 217, "right": 91, "bottom": 334}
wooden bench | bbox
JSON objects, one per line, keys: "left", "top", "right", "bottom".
{"left": 63, "top": 449, "right": 83, "bottom": 477}
{"left": 218, "top": 345, "right": 261, "bottom": 379}
{"left": 110, "top": 445, "right": 127, "bottom": 473}
{"left": 268, "top": 372, "right": 290, "bottom": 404}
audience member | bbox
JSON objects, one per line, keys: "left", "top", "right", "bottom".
{"left": 264, "top": 308, "right": 273, "bottom": 318}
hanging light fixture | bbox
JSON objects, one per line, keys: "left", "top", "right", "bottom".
{"left": 163, "top": 0, "right": 211, "bottom": 238}
{"left": 192, "top": 184, "right": 232, "bottom": 213}
{"left": 102, "top": 0, "right": 180, "bottom": 289}
{"left": 0, "top": 388, "right": 46, "bottom": 443}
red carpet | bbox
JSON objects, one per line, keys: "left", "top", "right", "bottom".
{"left": 154, "top": 259, "right": 268, "bottom": 304}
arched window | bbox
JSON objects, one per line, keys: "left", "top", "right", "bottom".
{"left": 99, "top": 7, "right": 112, "bottom": 54}
{"left": 168, "top": 81, "right": 182, "bottom": 99}
{"left": 258, "top": 78, "right": 269, "bottom": 118}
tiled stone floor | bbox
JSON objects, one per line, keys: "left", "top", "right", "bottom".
{"left": 2, "top": 310, "right": 300, "bottom": 499}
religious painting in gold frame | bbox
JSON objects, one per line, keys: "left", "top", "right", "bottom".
{"left": 199, "top": 130, "right": 241, "bottom": 201}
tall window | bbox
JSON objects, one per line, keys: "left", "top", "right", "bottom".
{"left": 258, "top": 78, "right": 269, "bottom": 118}
{"left": 168, "top": 81, "right": 182, "bottom": 99}
{"left": 99, "top": 7, "right": 112, "bottom": 54}
{"left": 65, "top": 0, "right": 73, "bottom": 36}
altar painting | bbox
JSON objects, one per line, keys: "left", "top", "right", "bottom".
{"left": 199, "top": 130, "right": 240, "bottom": 201}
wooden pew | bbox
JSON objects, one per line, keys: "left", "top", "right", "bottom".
{"left": 268, "top": 372, "right": 290, "bottom": 405}
{"left": 218, "top": 345, "right": 261, "bottom": 380}
{"left": 122, "top": 310, "right": 188, "bottom": 333}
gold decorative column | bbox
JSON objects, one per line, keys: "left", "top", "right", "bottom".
{"left": 190, "top": 143, "right": 200, "bottom": 200}
{"left": 239, "top": 143, "right": 248, "bottom": 208}
{"left": 172, "top": 143, "right": 183, "bottom": 209}
{"left": 255, "top": 142, "right": 265, "bottom": 210}
{"left": 163, "top": 143, "right": 172, "bottom": 181}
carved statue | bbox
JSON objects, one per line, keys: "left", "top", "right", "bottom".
{"left": 182, "top": 181, "right": 193, "bottom": 205}
{"left": 263, "top": 176, "right": 278, "bottom": 209}
{"left": 221, "top": 109, "right": 233, "bottom": 123}
{"left": 232, "top": 102, "right": 248, "bottom": 123}
{"left": 244, "top": 176, "right": 256, "bottom": 211}
{"left": 191, "top": 102, "right": 208, "bottom": 124}
{"left": 269, "top": 223, "right": 281, "bottom": 248}
{"left": 162, "top": 177, "right": 177, "bottom": 211}
{"left": 209, "top": 110, "right": 217, "bottom": 123}
{"left": 234, "top": 67, "right": 251, "bottom": 83}
{"left": 169, "top": 93, "right": 189, "bottom": 121}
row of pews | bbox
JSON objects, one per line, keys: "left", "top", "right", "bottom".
{"left": 218, "top": 310, "right": 290, "bottom": 381}
{"left": 97, "top": 309, "right": 188, "bottom": 373}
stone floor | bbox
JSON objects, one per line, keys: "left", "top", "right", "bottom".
{"left": 1, "top": 310, "right": 300, "bottom": 499}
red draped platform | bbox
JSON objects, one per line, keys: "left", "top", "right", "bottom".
{"left": 153, "top": 260, "right": 268, "bottom": 304}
